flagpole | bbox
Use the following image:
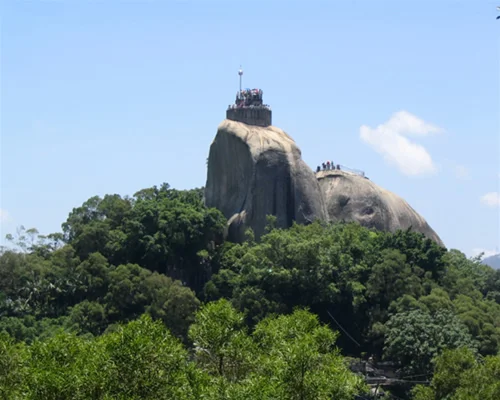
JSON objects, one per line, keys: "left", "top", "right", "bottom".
{"left": 238, "top": 66, "right": 243, "bottom": 94}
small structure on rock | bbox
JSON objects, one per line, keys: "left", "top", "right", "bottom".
{"left": 226, "top": 67, "right": 272, "bottom": 127}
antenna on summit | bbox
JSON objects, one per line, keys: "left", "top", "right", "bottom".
{"left": 238, "top": 66, "right": 243, "bottom": 93}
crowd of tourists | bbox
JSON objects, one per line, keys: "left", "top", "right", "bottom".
{"left": 226, "top": 88, "right": 271, "bottom": 110}
{"left": 316, "top": 161, "right": 340, "bottom": 172}
{"left": 316, "top": 162, "right": 368, "bottom": 179}
{"left": 227, "top": 103, "right": 271, "bottom": 110}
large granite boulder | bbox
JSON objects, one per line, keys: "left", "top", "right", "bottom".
{"left": 204, "top": 119, "right": 444, "bottom": 247}
{"left": 204, "top": 119, "right": 327, "bottom": 242}
{"left": 317, "top": 170, "right": 444, "bottom": 246}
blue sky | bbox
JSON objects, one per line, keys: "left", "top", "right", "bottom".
{"left": 1, "top": 0, "right": 499, "bottom": 257}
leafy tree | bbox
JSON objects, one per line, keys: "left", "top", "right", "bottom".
{"left": 61, "top": 185, "right": 226, "bottom": 292}
{"left": 0, "top": 242, "right": 199, "bottom": 342}
{"left": 101, "top": 314, "right": 194, "bottom": 399}
{"left": 103, "top": 263, "right": 199, "bottom": 340}
{"left": 0, "top": 331, "right": 27, "bottom": 400}
{"left": 451, "top": 294, "right": 500, "bottom": 355}
{"left": 0, "top": 315, "right": 70, "bottom": 344}
{"left": 68, "top": 300, "right": 107, "bottom": 336}
{"left": 189, "top": 300, "right": 366, "bottom": 399}
{"left": 1, "top": 307, "right": 366, "bottom": 399}
{"left": 144, "top": 272, "right": 200, "bottom": 340}
{"left": 189, "top": 299, "right": 253, "bottom": 381}
{"left": 376, "top": 228, "right": 446, "bottom": 281}
{"left": 419, "top": 288, "right": 453, "bottom": 314}
{"left": 366, "top": 248, "right": 423, "bottom": 323}
{"left": 24, "top": 332, "right": 108, "bottom": 399}
{"left": 441, "top": 250, "right": 495, "bottom": 295}
{"left": 253, "top": 308, "right": 366, "bottom": 400}
{"left": 384, "top": 309, "right": 477, "bottom": 376}
{"left": 412, "top": 347, "right": 500, "bottom": 400}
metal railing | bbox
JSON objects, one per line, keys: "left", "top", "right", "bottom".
{"left": 338, "top": 164, "right": 366, "bottom": 177}
{"left": 316, "top": 163, "right": 367, "bottom": 178}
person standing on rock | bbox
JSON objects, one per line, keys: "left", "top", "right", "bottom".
{"left": 326, "top": 161, "right": 330, "bottom": 170}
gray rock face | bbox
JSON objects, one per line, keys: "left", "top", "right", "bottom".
{"left": 205, "top": 120, "right": 444, "bottom": 247}
{"left": 317, "top": 170, "right": 444, "bottom": 246}
{"left": 204, "top": 119, "right": 327, "bottom": 242}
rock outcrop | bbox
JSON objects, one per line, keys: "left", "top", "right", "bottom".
{"left": 204, "top": 119, "right": 327, "bottom": 242}
{"left": 317, "top": 170, "right": 444, "bottom": 246}
{"left": 205, "top": 120, "right": 444, "bottom": 247}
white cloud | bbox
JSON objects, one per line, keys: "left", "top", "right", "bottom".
{"left": 360, "top": 111, "right": 443, "bottom": 176}
{"left": 480, "top": 192, "right": 500, "bottom": 208}
{"left": 382, "top": 110, "right": 444, "bottom": 137}
{"left": 471, "top": 248, "right": 498, "bottom": 259}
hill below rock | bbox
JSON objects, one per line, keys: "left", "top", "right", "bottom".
{"left": 483, "top": 254, "right": 500, "bottom": 270}
{"left": 205, "top": 120, "right": 444, "bottom": 247}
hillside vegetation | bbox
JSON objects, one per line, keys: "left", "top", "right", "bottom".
{"left": 1, "top": 184, "right": 499, "bottom": 399}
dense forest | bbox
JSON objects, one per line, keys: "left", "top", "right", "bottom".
{"left": 1, "top": 183, "right": 500, "bottom": 399}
